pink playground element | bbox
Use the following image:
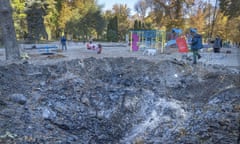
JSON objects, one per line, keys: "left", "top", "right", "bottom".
{"left": 132, "top": 33, "right": 139, "bottom": 51}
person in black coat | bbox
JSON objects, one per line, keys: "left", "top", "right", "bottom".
{"left": 213, "top": 35, "right": 222, "bottom": 53}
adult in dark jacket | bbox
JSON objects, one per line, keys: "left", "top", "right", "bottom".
{"left": 61, "top": 35, "right": 67, "bottom": 50}
{"left": 213, "top": 35, "right": 222, "bottom": 53}
{"left": 190, "top": 28, "right": 202, "bottom": 64}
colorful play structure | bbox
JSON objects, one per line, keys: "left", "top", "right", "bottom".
{"left": 129, "top": 30, "right": 166, "bottom": 53}
{"left": 128, "top": 28, "right": 196, "bottom": 54}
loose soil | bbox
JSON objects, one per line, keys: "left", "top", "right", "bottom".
{"left": 0, "top": 42, "right": 239, "bottom": 143}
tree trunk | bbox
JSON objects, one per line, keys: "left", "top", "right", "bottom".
{"left": 0, "top": 0, "right": 20, "bottom": 60}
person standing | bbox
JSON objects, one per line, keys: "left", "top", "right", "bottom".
{"left": 190, "top": 28, "right": 202, "bottom": 64}
{"left": 61, "top": 34, "right": 67, "bottom": 50}
{"left": 213, "top": 35, "right": 222, "bottom": 53}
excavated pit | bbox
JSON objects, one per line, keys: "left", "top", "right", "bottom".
{"left": 0, "top": 57, "right": 239, "bottom": 144}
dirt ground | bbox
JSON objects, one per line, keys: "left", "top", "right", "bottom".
{"left": 0, "top": 42, "right": 239, "bottom": 143}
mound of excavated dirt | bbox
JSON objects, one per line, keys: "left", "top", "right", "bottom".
{"left": 0, "top": 57, "right": 239, "bottom": 144}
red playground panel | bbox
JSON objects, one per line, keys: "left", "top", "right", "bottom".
{"left": 176, "top": 37, "right": 189, "bottom": 53}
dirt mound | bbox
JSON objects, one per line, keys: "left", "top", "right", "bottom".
{"left": 0, "top": 57, "right": 239, "bottom": 143}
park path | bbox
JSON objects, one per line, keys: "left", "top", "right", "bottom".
{"left": 0, "top": 41, "right": 239, "bottom": 67}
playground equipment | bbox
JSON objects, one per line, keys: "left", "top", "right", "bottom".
{"left": 22, "top": 44, "right": 58, "bottom": 55}
{"left": 129, "top": 30, "right": 166, "bottom": 53}
{"left": 165, "top": 28, "right": 183, "bottom": 47}
{"left": 38, "top": 45, "right": 58, "bottom": 55}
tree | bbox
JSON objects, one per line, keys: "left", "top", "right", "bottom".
{"left": 219, "top": 0, "right": 240, "bottom": 19}
{"left": 65, "top": 9, "right": 106, "bottom": 40}
{"left": 134, "top": 20, "right": 139, "bottom": 30}
{"left": 112, "top": 4, "right": 131, "bottom": 41}
{"left": 133, "top": 20, "right": 145, "bottom": 30}
{"left": 11, "top": 0, "right": 27, "bottom": 39}
{"left": 217, "top": 0, "right": 240, "bottom": 42}
{"left": 188, "top": 1, "right": 208, "bottom": 36}
{"left": 93, "top": 10, "right": 106, "bottom": 39}
{"left": 146, "top": 0, "right": 194, "bottom": 29}
{"left": 227, "top": 17, "right": 240, "bottom": 42}
{"left": 58, "top": 1, "right": 73, "bottom": 32}
{"left": 58, "top": 0, "right": 100, "bottom": 39}
{"left": 134, "top": 0, "right": 148, "bottom": 21}
{"left": 0, "top": 0, "right": 20, "bottom": 60}
{"left": 107, "top": 16, "right": 118, "bottom": 42}
{"left": 25, "top": 0, "right": 48, "bottom": 42}
{"left": 43, "top": 0, "right": 59, "bottom": 40}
